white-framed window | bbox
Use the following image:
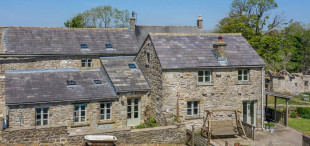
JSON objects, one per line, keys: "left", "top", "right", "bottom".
{"left": 100, "top": 102, "right": 111, "bottom": 121}
{"left": 35, "top": 108, "right": 49, "bottom": 126}
{"left": 187, "top": 101, "right": 199, "bottom": 116}
{"left": 238, "top": 69, "right": 249, "bottom": 81}
{"left": 74, "top": 104, "right": 87, "bottom": 123}
{"left": 198, "top": 70, "right": 212, "bottom": 83}
{"left": 81, "top": 58, "right": 92, "bottom": 68}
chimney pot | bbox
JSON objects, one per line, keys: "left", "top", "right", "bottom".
{"left": 218, "top": 35, "right": 223, "bottom": 43}
{"left": 197, "top": 15, "right": 203, "bottom": 29}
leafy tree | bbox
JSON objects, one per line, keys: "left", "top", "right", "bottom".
{"left": 64, "top": 6, "right": 129, "bottom": 28}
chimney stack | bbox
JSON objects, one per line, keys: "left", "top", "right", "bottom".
{"left": 130, "top": 11, "right": 136, "bottom": 30}
{"left": 197, "top": 15, "right": 203, "bottom": 29}
{"left": 213, "top": 35, "right": 227, "bottom": 62}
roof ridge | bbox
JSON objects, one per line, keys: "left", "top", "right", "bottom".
{"left": 149, "top": 33, "right": 242, "bottom": 36}
{"left": 0, "top": 26, "right": 128, "bottom": 30}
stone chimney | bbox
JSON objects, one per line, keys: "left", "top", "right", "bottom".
{"left": 213, "top": 35, "right": 227, "bottom": 60}
{"left": 130, "top": 11, "right": 136, "bottom": 30}
{"left": 197, "top": 15, "right": 203, "bottom": 29}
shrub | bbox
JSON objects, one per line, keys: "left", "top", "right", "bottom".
{"left": 296, "top": 107, "right": 310, "bottom": 115}
{"left": 195, "top": 131, "right": 202, "bottom": 136}
{"left": 300, "top": 113, "right": 310, "bottom": 119}
{"left": 290, "top": 111, "right": 297, "bottom": 118}
{"left": 145, "top": 116, "right": 157, "bottom": 127}
{"left": 265, "top": 122, "right": 275, "bottom": 127}
{"left": 134, "top": 124, "right": 147, "bottom": 129}
{"left": 173, "top": 114, "right": 178, "bottom": 122}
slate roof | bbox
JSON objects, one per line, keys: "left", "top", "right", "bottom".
{"left": 1, "top": 27, "right": 138, "bottom": 55}
{"left": 149, "top": 33, "right": 266, "bottom": 69}
{"left": 100, "top": 56, "right": 151, "bottom": 92}
{"left": 5, "top": 68, "right": 117, "bottom": 105}
{"left": 134, "top": 25, "right": 206, "bottom": 48}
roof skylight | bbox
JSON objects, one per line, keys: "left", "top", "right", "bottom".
{"left": 93, "top": 80, "right": 102, "bottom": 84}
{"left": 128, "top": 64, "right": 136, "bottom": 68}
{"left": 81, "top": 44, "right": 88, "bottom": 48}
{"left": 105, "top": 44, "right": 113, "bottom": 48}
{"left": 67, "top": 80, "right": 76, "bottom": 85}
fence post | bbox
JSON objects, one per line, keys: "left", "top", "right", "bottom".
{"left": 191, "top": 125, "right": 195, "bottom": 146}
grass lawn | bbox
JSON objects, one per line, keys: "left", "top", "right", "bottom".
{"left": 288, "top": 118, "right": 310, "bottom": 135}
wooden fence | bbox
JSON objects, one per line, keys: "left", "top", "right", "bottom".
{"left": 241, "top": 121, "right": 255, "bottom": 140}
{"left": 303, "top": 134, "right": 310, "bottom": 146}
{"left": 266, "top": 108, "right": 286, "bottom": 126}
{"left": 186, "top": 129, "right": 209, "bottom": 146}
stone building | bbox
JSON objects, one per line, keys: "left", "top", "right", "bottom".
{"left": 136, "top": 33, "right": 266, "bottom": 129}
{"left": 0, "top": 14, "right": 266, "bottom": 144}
{"left": 266, "top": 70, "right": 310, "bottom": 95}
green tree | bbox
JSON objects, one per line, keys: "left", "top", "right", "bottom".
{"left": 64, "top": 6, "right": 130, "bottom": 28}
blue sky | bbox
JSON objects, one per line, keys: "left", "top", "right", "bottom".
{"left": 0, "top": 0, "right": 309, "bottom": 31}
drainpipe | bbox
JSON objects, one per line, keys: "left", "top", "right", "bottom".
{"left": 261, "top": 67, "right": 265, "bottom": 130}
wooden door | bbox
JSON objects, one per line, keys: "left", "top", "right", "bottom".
{"left": 127, "top": 98, "right": 140, "bottom": 126}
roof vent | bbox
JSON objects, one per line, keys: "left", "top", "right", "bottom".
{"left": 67, "top": 80, "right": 76, "bottom": 85}
{"left": 93, "top": 80, "right": 102, "bottom": 84}
{"left": 128, "top": 64, "right": 136, "bottom": 68}
{"left": 81, "top": 44, "right": 88, "bottom": 49}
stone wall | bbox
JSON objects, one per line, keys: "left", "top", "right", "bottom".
{"left": 7, "top": 99, "right": 128, "bottom": 134}
{"left": 269, "top": 72, "right": 310, "bottom": 95}
{"left": 1, "top": 124, "right": 186, "bottom": 145}
{"left": 135, "top": 37, "right": 167, "bottom": 125}
{"left": 161, "top": 68, "right": 264, "bottom": 129}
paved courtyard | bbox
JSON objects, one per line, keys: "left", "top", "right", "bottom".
{"left": 211, "top": 124, "right": 303, "bottom": 146}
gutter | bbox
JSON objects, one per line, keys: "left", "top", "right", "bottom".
{"left": 261, "top": 67, "right": 265, "bottom": 130}
{"left": 162, "top": 65, "right": 265, "bottom": 70}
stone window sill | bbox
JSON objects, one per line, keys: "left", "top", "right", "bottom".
{"left": 197, "top": 82, "right": 214, "bottom": 86}
{"left": 71, "top": 123, "right": 90, "bottom": 128}
{"left": 185, "top": 115, "right": 201, "bottom": 120}
{"left": 98, "top": 120, "right": 115, "bottom": 125}
{"left": 236, "top": 81, "right": 251, "bottom": 85}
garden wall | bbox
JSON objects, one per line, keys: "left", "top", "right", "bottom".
{"left": 0, "top": 124, "right": 186, "bottom": 145}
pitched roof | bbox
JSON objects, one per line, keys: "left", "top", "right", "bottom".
{"left": 5, "top": 68, "right": 117, "bottom": 105}
{"left": 134, "top": 25, "right": 206, "bottom": 48}
{"left": 1, "top": 27, "right": 138, "bottom": 55}
{"left": 149, "top": 33, "right": 265, "bottom": 69}
{"left": 100, "top": 56, "right": 151, "bottom": 92}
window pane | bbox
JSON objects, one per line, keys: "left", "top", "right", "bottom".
{"left": 74, "top": 105, "right": 79, "bottom": 111}
{"left": 43, "top": 114, "right": 48, "bottom": 119}
{"left": 127, "top": 113, "right": 131, "bottom": 119}
{"left": 244, "top": 75, "right": 248, "bottom": 81}
{"left": 81, "top": 116, "right": 85, "bottom": 122}
{"left": 238, "top": 70, "right": 242, "bottom": 75}
{"left": 187, "top": 109, "right": 192, "bottom": 115}
{"left": 43, "top": 108, "right": 48, "bottom": 114}
{"left": 74, "top": 117, "right": 79, "bottom": 122}
{"left": 127, "top": 106, "right": 131, "bottom": 112}
{"left": 81, "top": 63, "right": 86, "bottom": 67}
{"left": 198, "top": 77, "right": 203, "bottom": 82}
{"left": 134, "top": 106, "right": 138, "bottom": 111}
{"left": 187, "top": 102, "right": 191, "bottom": 108}
{"left": 206, "top": 71, "right": 211, "bottom": 76}
{"left": 36, "top": 120, "right": 41, "bottom": 126}
{"left": 43, "top": 120, "right": 48, "bottom": 125}
{"left": 81, "top": 105, "right": 86, "bottom": 110}
{"left": 36, "top": 108, "right": 41, "bottom": 113}
{"left": 36, "top": 114, "right": 41, "bottom": 119}
{"left": 194, "top": 108, "right": 198, "bottom": 115}
{"left": 198, "top": 71, "right": 203, "bottom": 76}
{"left": 244, "top": 70, "right": 248, "bottom": 75}
{"left": 134, "top": 112, "right": 138, "bottom": 118}
{"left": 238, "top": 76, "right": 242, "bottom": 81}
{"left": 194, "top": 101, "right": 198, "bottom": 108}
{"left": 81, "top": 111, "right": 85, "bottom": 116}
{"left": 205, "top": 77, "right": 210, "bottom": 82}
{"left": 101, "top": 104, "right": 105, "bottom": 108}
{"left": 87, "top": 62, "right": 91, "bottom": 67}
{"left": 107, "top": 109, "right": 111, "bottom": 114}
{"left": 100, "top": 109, "right": 104, "bottom": 114}
{"left": 100, "top": 115, "right": 104, "bottom": 120}
{"left": 134, "top": 99, "right": 139, "bottom": 104}
{"left": 107, "top": 114, "right": 111, "bottom": 120}
{"left": 127, "top": 99, "right": 131, "bottom": 105}
{"left": 106, "top": 103, "right": 110, "bottom": 108}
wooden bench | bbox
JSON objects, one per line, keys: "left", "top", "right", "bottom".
{"left": 202, "top": 120, "right": 237, "bottom": 136}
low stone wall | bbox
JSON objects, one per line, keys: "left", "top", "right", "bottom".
{"left": 1, "top": 124, "right": 186, "bottom": 145}
{"left": 303, "top": 134, "right": 310, "bottom": 146}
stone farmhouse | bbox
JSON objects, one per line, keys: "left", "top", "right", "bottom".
{"left": 0, "top": 14, "right": 266, "bottom": 141}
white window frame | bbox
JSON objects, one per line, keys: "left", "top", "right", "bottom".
{"left": 35, "top": 107, "right": 49, "bottom": 126}
{"left": 187, "top": 101, "right": 200, "bottom": 116}
{"left": 74, "top": 104, "right": 87, "bottom": 123}
{"left": 81, "top": 58, "right": 92, "bottom": 68}
{"left": 198, "top": 70, "right": 212, "bottom": 83}
{"left": 100, "top": 102, "right": 112, "bottom": 121}
{"left": 238, "top": 69, "right": 249, "bottom": 81}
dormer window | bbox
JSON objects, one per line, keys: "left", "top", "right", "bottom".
{"left": 81, "top": 44, "right": 88, "bottom": 49}
{"left": 81, "top": 58, "right": 92, "bottom": 68}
